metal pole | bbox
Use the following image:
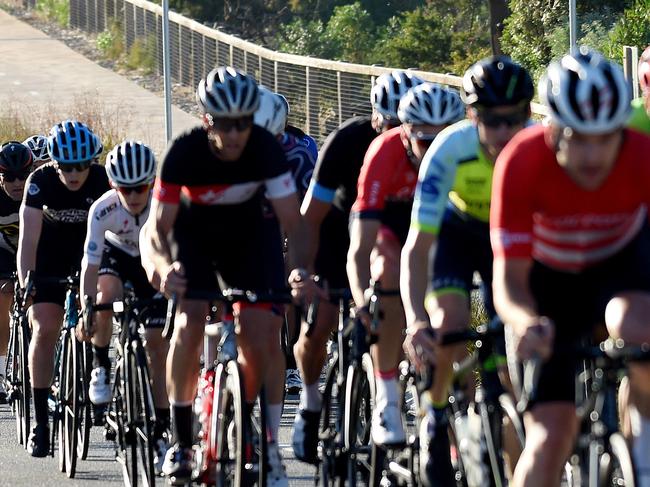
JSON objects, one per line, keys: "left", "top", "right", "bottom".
{"left": 569, "top": 0, "right": 577, "bottom": 55}
{"left": 162, "top": 0, "right": 172, "bottom": 143}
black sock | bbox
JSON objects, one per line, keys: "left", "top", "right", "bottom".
{"left": 155, "top": 407, "right": 170, "bottom": 439}
{"left": 93, "top": 344, "right": 111, "bottom": 380}
{"left": 33, "top": 388, "right": 49, "bottom": 427}
{"left": 171, "top": 405, "right": 193, "bottom": 447}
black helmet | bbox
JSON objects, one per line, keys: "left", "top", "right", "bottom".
{"left": 0, "top": 141, "right": 33, "bottom": 173}
{"left": 462, "top": 56, "right": 534, "bottom": 108}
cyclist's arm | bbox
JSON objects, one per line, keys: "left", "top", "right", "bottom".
{"left": 17, "top": 205, "right": 42, "bottom": 288}
{"left": 300, "top": 182, "right": 333, "bottom": 272}
{"left": 347, "top": 218, "right": 381, "bottom": 309}
{"left": 271, "top": 193, "right": 310, "bottom": 270}
{"left": 80, "top": 260, "right": 100, "bottom": 309}
{"left": 81, "top": 198, "right": 109, "bottom": 307}
{"left": 400, "top": 228, "right": 436, "bottom": 329}
{"left": 492, "top": 257, "right": 539, "bottom": 336}
{"left": 143, "top": 198, "right": 179, "bottom": 280}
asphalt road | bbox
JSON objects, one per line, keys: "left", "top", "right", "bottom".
{"left": 0, "top": 394, "right": 316, "bottom": 486}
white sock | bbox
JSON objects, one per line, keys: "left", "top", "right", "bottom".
{"left": 299, "top": 382, "right": 321, "bottom": 412}
{"left": 267, "top": 403, "right": 282, "bottom": 442}
{"left": 630, "top": 405, "right": 650, "bottom": 486}
{"left": 0, "top": 355, "right": 5, "bottom": 377}
{"left": 375, "top": 374, "right": 399, "bottom": 407}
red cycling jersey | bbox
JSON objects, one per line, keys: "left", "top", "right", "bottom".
{"left": 491, "top": 125, "right": 650, "bottom": 272}
{"left": 351, "top": 126, "right": 417, "bottom": 219}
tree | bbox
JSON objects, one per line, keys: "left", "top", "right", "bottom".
{"left": 322, "top": 2, "right": 377, "bottom": 64}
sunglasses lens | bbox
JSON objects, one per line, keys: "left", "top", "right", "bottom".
{"left": 3, "top": 170, "right": 31, "bottom": 182}
{"left": 481, "top": 111, "right": 527, "bottom": 128}
{"left": 117, "top": 184, "right": 149, "bottom": 195}
{"left": 213, "top": 117, "right": 253, "bottom": 132}
{"left": 58, "top": 162, "right": 90, "bottom": 172}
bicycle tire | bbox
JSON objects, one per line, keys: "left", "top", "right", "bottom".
{"left": 18, "top": 319, "right": 31, "bottom": 450}
{"left": 215, "top": 361, "right": 245, "bottom": 487}
{"left": 130, "top": 341, "right": 156, "bottom": 486}
{"left": 52, "top": 336, "right": 66, "bottom": 472}
{"left": 78, "top": 341, "right": 92, "bottom": 460}
{"left": 344, "top": 353, "right": 375, "bottom": 487}
{"left": 110, "top": 358, "right": 135, "bottom": 486}
{"left": 251, "top": 388, "right": 268, "bottom": 487}
{"left": 599, "top": 432, "right": 636, "bottom": 487}
{"left": 64, "top": 333, "right": 80, "bottom": 478}
{"left": 319, "top": 356, "right": 345, "bottom": 487}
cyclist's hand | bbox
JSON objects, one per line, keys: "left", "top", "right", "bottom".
{"left": 289, "top": 268, "right": 325, "bottom": 305}
{"left": 160, "top": 261, "right": 186, "bottom": 298}
{"left": 403, "top": 322, "right": 436, "bottom": 371}
{"left": 353, "top": 305, "right": 372, "bottom": 332}
{"left": 516, "top": 317, "right": 554, "bottom": 361}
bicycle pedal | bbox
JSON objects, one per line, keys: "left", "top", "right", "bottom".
{"left": 103, "top": 425, "right": 116, "bottom": 441}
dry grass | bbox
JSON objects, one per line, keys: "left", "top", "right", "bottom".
{"left": 0, "top": 91, "right": 130, "bottom": 157}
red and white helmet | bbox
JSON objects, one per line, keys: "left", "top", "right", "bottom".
{"left": 371, "top": 71, "right": 424, "bottom": 122}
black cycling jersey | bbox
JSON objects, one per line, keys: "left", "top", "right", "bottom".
{"left": 24, "top": 163, "right": 109, "bottom": 256}
{"left": 154, "top": 125, "right": 294, "bottom": 293}
{"left": 311, "top": 116, "right": 378, "bottom": 214}
{"left": 0, "top": 188, "right": 20, "bottom": 254}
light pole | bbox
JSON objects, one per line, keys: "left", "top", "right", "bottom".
{"left": 569, "top": 0, "right": 577, "bottom": 54}
{"left": 162, "top": 0, "right": 172, "bottom": 143}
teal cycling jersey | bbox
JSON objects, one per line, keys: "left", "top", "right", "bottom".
{"left": 411, "top": 120, "right": 494, "bottom": 234}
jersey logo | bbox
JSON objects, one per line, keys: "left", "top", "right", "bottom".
{"left": 198, "top": 189, "right": 227, "bottom": 204}
{"left": 95, "top": 202, "right": 118, "bottom": 220}
{"left": 88, "top": 241, "right": 98, "bottom": 251}
{"left": 28, "top": 183, "right": 40, "bottom": 196}
{"left": 86, "top": 197, "right": 95, "bottom": 205}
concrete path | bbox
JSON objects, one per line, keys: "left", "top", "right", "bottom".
{"left": 0, "top": 9, "right": 198, "bottom": 155}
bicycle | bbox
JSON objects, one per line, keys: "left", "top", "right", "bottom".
{"left": 165, "top": 287, "right": 293, "bottom": 487}
{"left": 520, "top": 339, "right": 650, "bottom": 487}
{"left": 376, "top": 319, "right": 525, "bottom": 487}
{"left": 90, "top": 282, "right": 164, "bottom": 487}
{"left": 5, "top": 271, "right": 32, "bottom": 448}
{"left": 40, "top": 273, "right": 93, "bottom": 478}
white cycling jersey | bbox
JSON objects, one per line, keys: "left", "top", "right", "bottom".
{"left": 83, "top": 189, "right": 150, "bottom": 265}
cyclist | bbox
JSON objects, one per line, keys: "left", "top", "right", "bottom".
{"left": 277, "top": 92, "right": 319, "bottom": 161}
{"left": 628, "top": 45, "right": 650, "bottom": 135}
{"left": 254, "top": 86, "right": 316, "bottom": 397}
{"left": 18, "top": 119, "right": 108, "bottom": 457}
{"left": 491, "top": 48, "right": 650, "bottom": 487}
{"left": 79, "top": 140, "right": 170, "bottom": 469}
{"left": 347, "top": 83, "right": 464, "bottom": 445}
{"left": 23, "top": 135, "right": 51, "bottom": 169}
{"left": 141, "top": 66, "right": 315, "bottom": 486}
{"left": 0, "top": 141, "right": 33, "bottom": 403}
{"left": 293, "top": 70, "right": 423, "bottom": 463}
{"left": 400, "top": 56, "right": 533, "bottom": 485}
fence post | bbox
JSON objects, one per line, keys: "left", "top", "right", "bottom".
{"left": 305, "top": 66, "right": 311, "bottom": 134}
{"left": 229, "top": 44, "right": 234, "bottom": 66}
{"left": 337, "top": 71, "right": 342, "bottom": 126}
{"left": 258, "top": 56, "right": 263, "bottom": 83}
{"left": 623, "top": 46, "right": 640, "bottom": 100}
{"left": 274, "top": 61, "right": 278, "bottom": 92}
{"left": 243, "top": 50, "right": 248, "bottom": 73}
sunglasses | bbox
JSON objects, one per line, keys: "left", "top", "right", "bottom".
{"left": 1, "top": 169, "right": 31, "bottom": 182}
{"left": 57, "top": 161, "right": 92, "bottom": 173}
{"left": 208, "top": 115, "right": 254, "bottom": 132}
{"left": 478, "top": 110, "right": 528, "bottom": 128}
{"left": 116, "top": 184, "right": 150, "bottom": 195}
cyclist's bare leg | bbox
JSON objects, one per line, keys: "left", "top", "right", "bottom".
{"left": 94, "top": 274, "right": 121, "bottom": 347}
{"left": 260, "top": 312, "right": 286, "bottom": 441}
{"left": 144, "top": 328, "right": 169, "bottom": 409}
{"left": 426, "top": 293, "right": 470, "bottom": 405}
{"left": 606, "top": 291, "right": 650, "bottom": 480}
{"left": 513, "top": 403, "right": 578, "bottom": 487}
{"left": 294, "top": 300, "right": 337, "bottom": 404}
{"left": 28, "top": 303, "right": 64, "bottom": 387}
{"left": 369, "top": 238, "right": 405, "bottom": 373}
{"left": 237, "top": 307, "right": 283, "bottom": 403}
{"left": 167, "top": 299, "right": 207, "bottom": 403}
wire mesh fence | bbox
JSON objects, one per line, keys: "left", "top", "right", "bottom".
{"left": 13, "top": 0, "right": 553, "bottom": 143}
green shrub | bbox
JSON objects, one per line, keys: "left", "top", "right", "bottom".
{"left": 35, "top": 0, "right": 68, "bottom": 27}
{"left": 96, "top": 20, "right": 125, "bottom": 60}
{"left": 125, "top": 36, "right": 156, "bottom": 73}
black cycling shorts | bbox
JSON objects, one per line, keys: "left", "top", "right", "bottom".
{"left": 33, "top": 245, "right": 81, "bottom": 306}
{"left": 170, "top": 199, "right": 286, "bottom": 301}
{"left": 314, "top": 207, "right": 350, "bottom": 291}
{"left": 99, "top": 242, "right": 166, "bottom": 328}
{"left": 431, "top": 210, "right": 496, "bottom": 319}
{"left": 531, "top": 224, "right": 650, "bottom": 404}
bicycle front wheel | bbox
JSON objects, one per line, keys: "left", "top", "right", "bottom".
{"left": 75, "top": 340, "right": 92, "bottom": 461}
{"left": 61, "top": 331, "right": 79, "bottom": 477}
{"left": 599, "top": 432, "right": 636, "bottom": 487}
{"left": 215, "top": 361, "right": 245, "bottom": 487}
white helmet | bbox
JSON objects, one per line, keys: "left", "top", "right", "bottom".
{"left": 196, "top": 66, "right": 260, "bottom": 118}
{"left": 106, "top": 140, "right": 156, "bottom": 186}
{"left": 23, "top": 134, "right": 50, "bottom": 163}
{"left": 539, "top": 47, "right": 631, "bottom": 135}
{"left": 371, "top": 71, "right": 424, "bottom": 122}
{"left": 254, "top": 87, "right": 288, "bottom": 136}
{"left": 398, "top": 83, "right": 465, "bottom": 126}
{"left": 47, "top": 120, "right": 103, "bottom": 164}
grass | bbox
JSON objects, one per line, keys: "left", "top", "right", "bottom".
{"left": 35, "top": 0, "right": 68, "bottom": 27}
{"left": 0, "top": 92, "right": 130, "bottom": 158}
